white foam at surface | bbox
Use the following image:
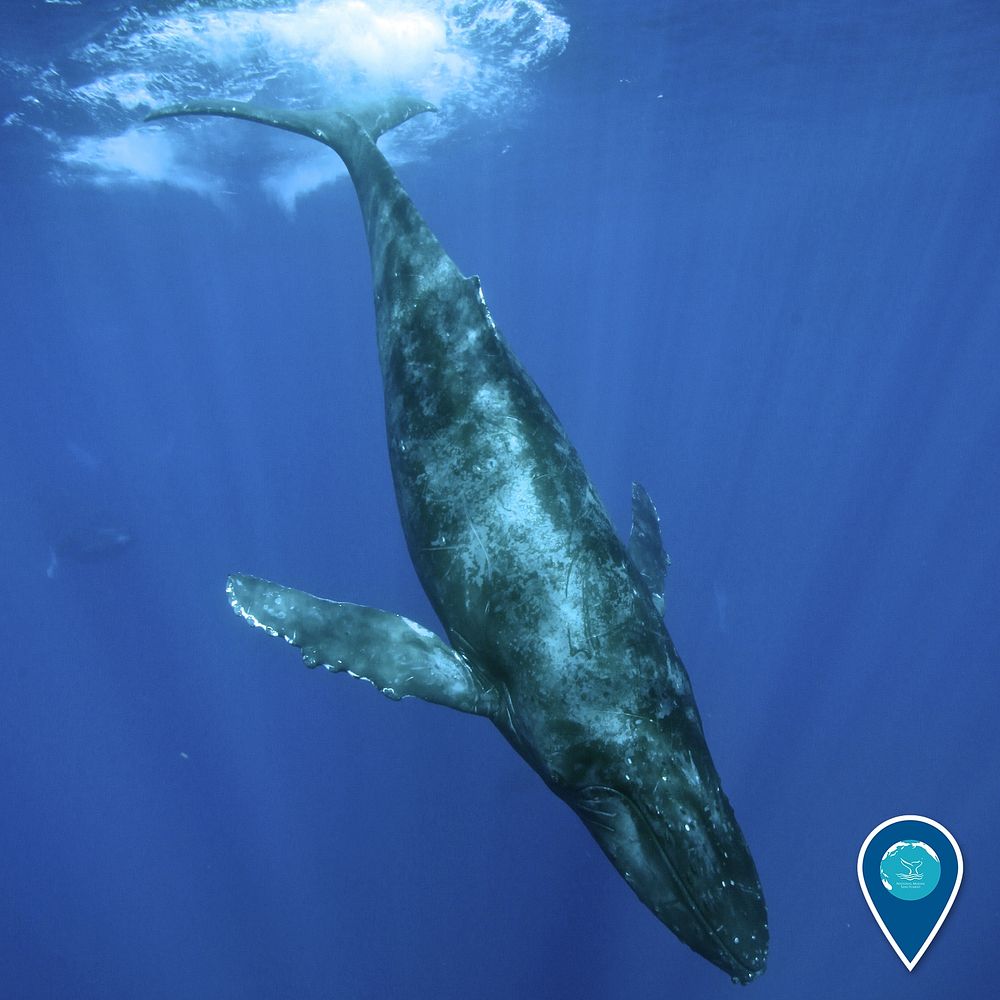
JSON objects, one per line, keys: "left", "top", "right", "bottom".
{"left": 60, "top": 127, "right": 223, "bottom": 196}
{"left": 6, "top": 0, "right": 570, "bottom": 206}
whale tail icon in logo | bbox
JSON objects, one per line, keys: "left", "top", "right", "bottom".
{"left": 858, "top": 816, "right": 962, "bottom": 971}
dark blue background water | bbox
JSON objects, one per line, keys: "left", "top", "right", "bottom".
{"left": 2, "top": 2, "right": 998, "bottom": 997}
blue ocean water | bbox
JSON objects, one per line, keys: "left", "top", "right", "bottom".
{"left": 2, "top": 2, "right": 998, "bottom": 997}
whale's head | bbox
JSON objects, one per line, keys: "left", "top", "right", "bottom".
{"left": 555, "top": 722, "right": 768, "bottom": 983}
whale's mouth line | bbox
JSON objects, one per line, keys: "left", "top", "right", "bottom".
{"left": 622, "top": 789, "right": 759, "bottom": 982}
{"left": 574, "top": 782, "right": 756, "bottom": 978}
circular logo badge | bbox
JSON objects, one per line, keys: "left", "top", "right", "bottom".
{"left": 879, "top": 840, "right": 941, "bottom": 901}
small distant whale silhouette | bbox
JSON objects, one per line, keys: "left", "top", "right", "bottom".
{"left": 47, "top": 525, "right": 132, "bottom": 579}
{"left": 146, "top": 95, "right": 767, "bottom": 982}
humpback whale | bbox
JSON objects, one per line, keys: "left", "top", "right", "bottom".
{"left": 147, "top": 96, "right": 768, "bottom": 983}
{"left": 47, "top": 524, "right": 133, "bottom": 579}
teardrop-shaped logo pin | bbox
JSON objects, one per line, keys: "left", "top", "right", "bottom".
{"left": 858, "top": 815, "right": 962, "bottom": 970}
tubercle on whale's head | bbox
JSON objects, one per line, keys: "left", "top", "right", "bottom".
{"left": 556, "top": 729, "right": 768, "bottom": 983}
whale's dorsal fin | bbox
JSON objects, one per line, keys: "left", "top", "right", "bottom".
{"left": 226, "top": 574, "right": 499, "bottom": 718}
{"left": 628, "top": 482, "right": 669, "bottom": 615}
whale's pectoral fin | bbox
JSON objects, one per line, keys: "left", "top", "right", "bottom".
{"left": 226, "top": 574, "right": 499, "bottom": 718}
{"left": 627, "top": 482, "right": 670, "bottom": 615}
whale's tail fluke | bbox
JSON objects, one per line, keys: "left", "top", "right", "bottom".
{"left": 144, "top": 97, "right": 434, "bottom": 154}
{"left": 145, "top": 95, "right": 453, "bottom": 288}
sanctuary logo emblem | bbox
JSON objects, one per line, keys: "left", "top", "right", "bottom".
{"left": 858, "top": 816, "right": 962, "bottom": 970}
{"left": 879, "top": 840, "right": 938, "bottom": 900}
